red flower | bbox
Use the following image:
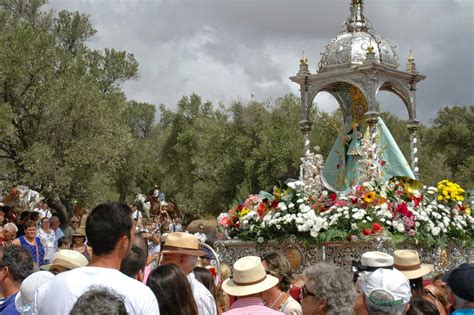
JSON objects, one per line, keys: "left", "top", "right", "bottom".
{"left": 351, "top": 198, "right": 358, "bottom": 204}
{"left": 257, "top": 203, "right": 266, "bottom": 219}
{"left": 362, "top": 228, "right": 372, "bottom": 236}
{"left": 237, "top": 204, "right": 244, "bottom": 212}
{"left": 413, "top": 196, "right": 422, "bottom": 207}
{"left": 380, "top": 160, "right": 386, "bottom": 166}
{"left": 397, "top": 203, "right": 413, "bottom": 217}
{"left": 270, "top": 200, "right": 279, "bottom": 209}
{"left": 320, "top": 206, "right": 328, "bottom": 213}
{"left": 372, "top": 223, "right": 383, "bottom": 233}
{"left": 330, "top": 193, "right": 337, "bottom": 201}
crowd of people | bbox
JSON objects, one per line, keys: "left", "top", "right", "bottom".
{"left": 0, "top": 200, "right": 472, "bottom": 315}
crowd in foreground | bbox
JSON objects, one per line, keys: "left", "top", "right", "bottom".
{"left": 0, "top": 202, "right": 472, "bottom": 315}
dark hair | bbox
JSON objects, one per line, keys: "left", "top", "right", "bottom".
{"left": 410, "top": 277, "right": 425, "bottom": 298}
{"left": 58, "top": 236, "right": 69, "bottom": 248}
{"left": 29, "top": 212, "right": 40, "bottom": 221}
{"left": 261, "top": 251, "right": 293, "bottom": 292}
{"left": 24, "top": 220, "right": 37, "bottom": 230}
{"left": 120, "top": 236, "right": 147, "bottom": 278}
{"left": 85, "top": 203, "right": 132, "bottom": 256}
{"left": 407, "top": 298, "right": 440, "bottom": 315}
{"left": 147, "top": 264, "right": 198, "bottom": 315}
{"left": 69, "top": 286, "right": 128, "bottom": 315}
{"left": 20, "top": 211, "right": 31, "bottom": 221}
{"left": 193, "top": 267, "right": 217, "bottom": 298}
{"left": 1, "top": 246, "right": 34, "bottom": 283}
{"left": 40, "top": 217, "right": 50, "bottom": 224}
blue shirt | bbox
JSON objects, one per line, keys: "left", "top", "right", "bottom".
{"left": 0, "top": 292, "right": 20, "bottom": 315}
{"left": 453, "top": 309, "right": 474, "bottom": 315}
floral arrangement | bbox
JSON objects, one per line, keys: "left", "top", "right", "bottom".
{"left": 217, "top": 178, "right": 473, "bottom": 246}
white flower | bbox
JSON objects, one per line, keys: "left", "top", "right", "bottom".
{"left": 288, "top": 203, "right": 295, "bottom": 209}
{"left": 431, "top": 227, "right": 441, "bottom": 236}
{"left": 278, "top": 203, "right": 287, "bottom": 211}
{"left": 351, "top": 223, "right": 358, "bottom": 230}
{"left": 257, "top": 237, "right": 264, "bottom": 243}
{"left": 276, "top": 225, "right": 281, "bottom": 230}
{"left": 397, "top": 224, "right": 405, "bottom": 233}
{"left": 297, "top": 199, "right": 304, "bottom": 204}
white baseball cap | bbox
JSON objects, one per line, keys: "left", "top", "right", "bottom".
{"left": 362, "top": 268, "right": 411, "bottom": 306}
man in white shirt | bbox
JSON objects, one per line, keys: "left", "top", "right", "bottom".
{"left": 35, "top": 201, "right": 52, "bottom": 219}
{"left": 194, "top": 224, "right": 207, "bottom": 243}
{"left": 34, "top": 202, "right": 159, "bottom": 315}
{"left": 160, "top": 232, "right": 217, "bottom": 315}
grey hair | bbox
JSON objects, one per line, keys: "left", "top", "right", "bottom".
{"left": 303, "top": 262, "right": 356, "bottom": 315}
{"left": 3, "top": 223, "right": 18, "bottom": 233}
{"left": 69, "top": 286, "right": 127, "bottom": 315}
{"left": 365, "top": 289, "right": 408, "bottom": 315}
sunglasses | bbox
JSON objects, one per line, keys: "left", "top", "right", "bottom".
{"left": 301, "top": 284, "right": 316, "bottom": 298}
{"left": 71, "top": 221, "right": 79, "bottom": 224}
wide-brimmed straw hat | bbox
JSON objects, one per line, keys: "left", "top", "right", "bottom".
{"left": 72, "top": 228, "right": 86, "bottom": 237}
{"left": 160, "top": 232, "right": 205, "bottom": 256}
{"left": 222, "top": 256, "right": 279, "bottom": 297}
{"left": 42, "top": 249, "right": 89, "bottom": 271}
{"left": 393, "top": 250, "right": 433, "bottom": 279}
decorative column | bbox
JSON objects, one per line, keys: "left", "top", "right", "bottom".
{"left": 407, "top": 120, "right": 420, "bottom": 179}
{"left": 406, "top": 50, "right": 420, "bottom": 179}
{"left": 298, "top": 52, "right": 312, "bottom": 158}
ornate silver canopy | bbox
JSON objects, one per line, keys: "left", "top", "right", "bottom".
{"left": 319, "top": 0, "right": 399, "bottom": 72}
{"left": 291, "top": 0, "right": 426, "bottom": 179}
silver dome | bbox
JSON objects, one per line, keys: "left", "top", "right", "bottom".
{"left": 318, "top": 1, "right": 399, "bottom": 72}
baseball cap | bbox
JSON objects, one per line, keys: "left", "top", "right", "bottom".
{"left": 15, "top": 271, "right": 55, "bottom": 314}
{"left": 446, "top": 263, "right": 474, "bottom": 302}
{"left": 362, "top": 268, "right": 411, "bottom": 307}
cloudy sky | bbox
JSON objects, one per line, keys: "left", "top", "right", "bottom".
{"left": 47, "top": 0, "right": 473, "bottom": 124}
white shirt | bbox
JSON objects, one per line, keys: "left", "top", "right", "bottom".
{"left": 35, "top": 208, "right": 52, "bottom": 219}
{"left": 34, "top": 266, "right": 159, "bottom": 315}
{"left": 194, "top": 232, "right": 207, "bottom": 243}
{"left": 36, "top": 228, "right": 56, "bottom": 262}
{"left": 131, "top": 210, "right": 142, "bottom": 222}
{"left": 188, "top": 272, "right": 217, "bottom": 315}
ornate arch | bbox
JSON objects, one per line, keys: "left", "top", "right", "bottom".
{"left": 377, "top": 80, "right": 414, "bottom": 119}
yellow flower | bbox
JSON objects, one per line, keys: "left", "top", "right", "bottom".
{"left": 465, "top": 207, "right": 471, "bottom": 216}
{"left": 437, "top": 196, "right": 443, "bottom": 201}
{"left": 363, "top": 192, "right": 376, "bottom": 204}
{"left": 239, "top": 207, "right": 250, "bottom": 217}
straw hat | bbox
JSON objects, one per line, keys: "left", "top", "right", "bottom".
{"left": 393, "top": 250, "right": 433, "bottom": 279}
{"left": 361, "top": 251, "right": 394, "bottom": 268}
{"left": 42, "top": 249, "right": 89, "bottom": 271}
{"left": 222, "top": 256, "right": 279, "bottom": 297}
{"left": 160, "top": 232, "right": 205, "bottom": 256}
{"left": 72, "top": 228, "right": 86, "bottom": 237}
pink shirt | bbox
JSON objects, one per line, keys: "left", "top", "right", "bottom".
{"left": 224, "top": 297, "right": 283, "bottom": 315}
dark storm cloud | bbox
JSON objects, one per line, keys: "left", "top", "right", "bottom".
{"left": 47, "top": 0, "right": 473, "bottom": 124}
